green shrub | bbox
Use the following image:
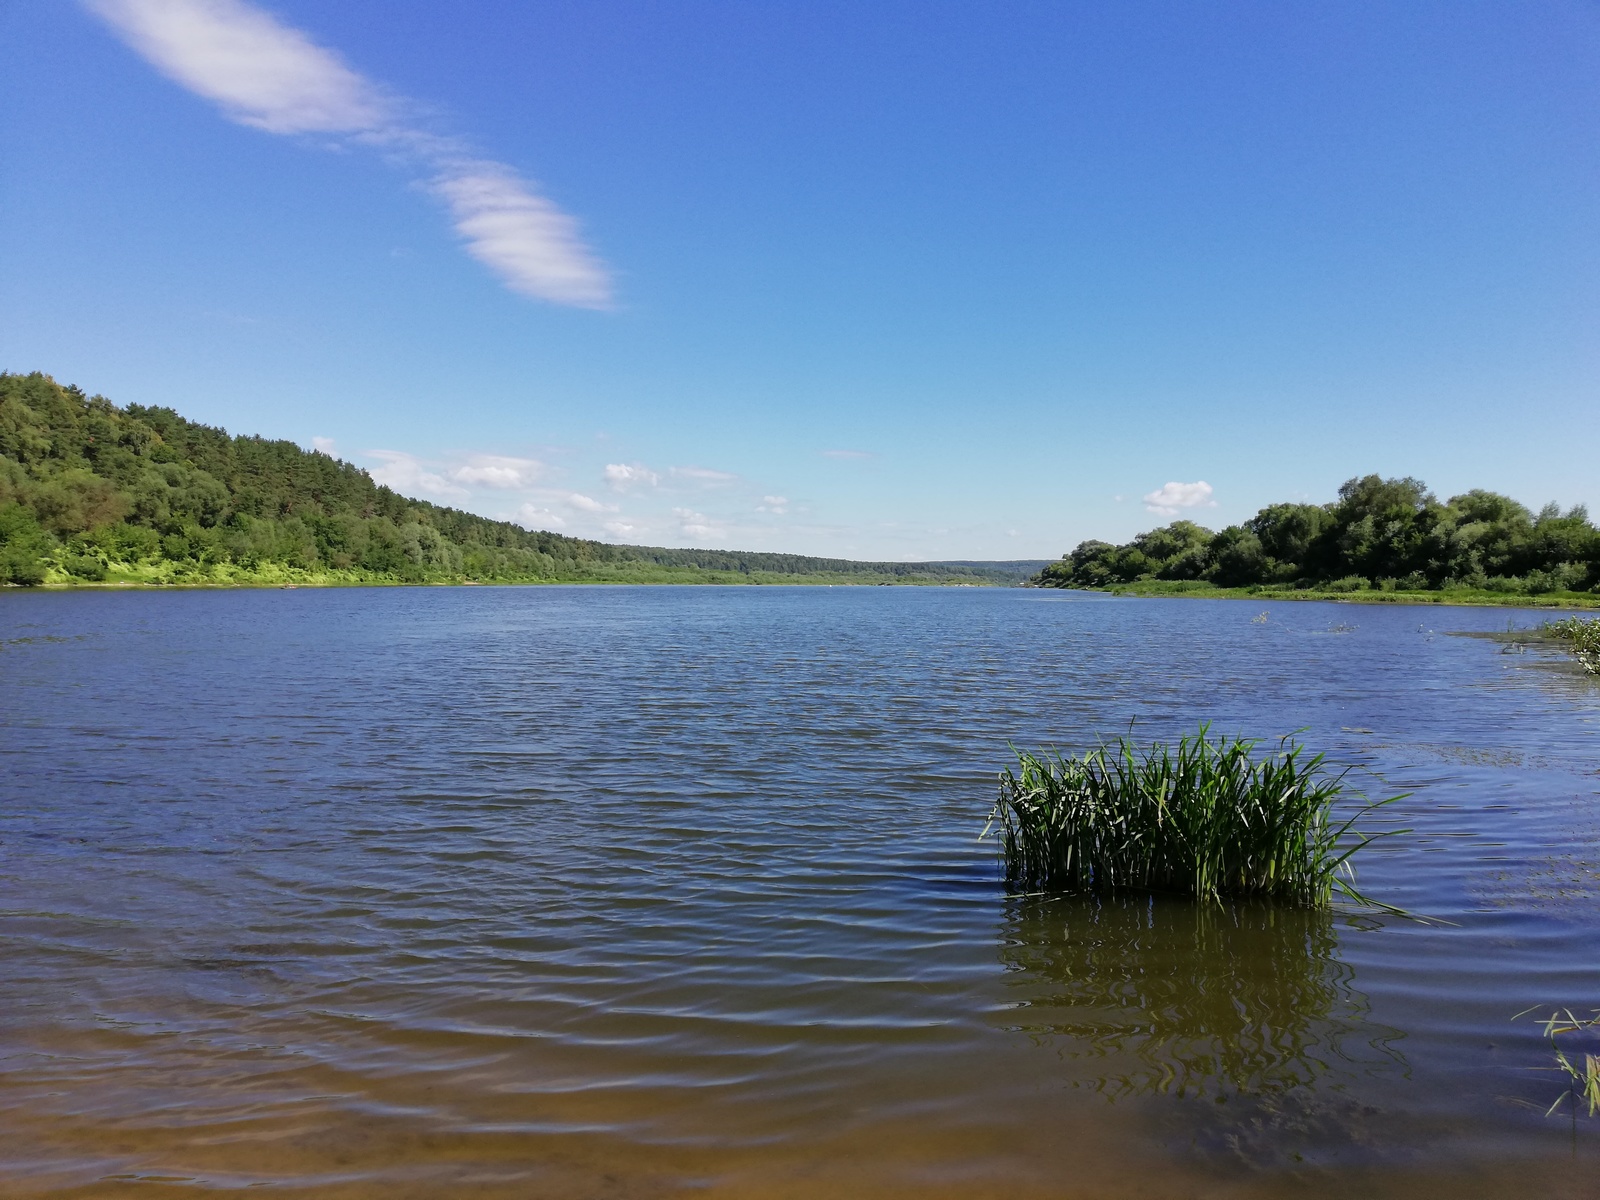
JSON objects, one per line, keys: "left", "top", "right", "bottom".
{"left": 0, "top": 502, "right": 51, "bottom": 585}
{"left": 63, "top": 554, "right": 107, "bottom": 581}
{"left": 0, "top": 546, "right": 46, "bottom": 585}
{"left": 1323, "top": 575, "right": 1368, "bottom": 593}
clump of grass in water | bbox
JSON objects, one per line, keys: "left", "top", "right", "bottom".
{"left": 1541, "top": 617, "right": 1600, "bottom": 674}
{"left": 987, "top": 727, "right": 1402, "bottom": 908}
{"left": 1515, "top": 1007, "right": 1600, "bottom": 1117}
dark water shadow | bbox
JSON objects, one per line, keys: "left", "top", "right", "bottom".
{"left": 997, "top": 894, "right": 1406, "bottom": 1103}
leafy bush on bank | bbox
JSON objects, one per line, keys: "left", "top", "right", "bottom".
{"left": 1036, "top": 476, "right": 1599, "bottom": 596}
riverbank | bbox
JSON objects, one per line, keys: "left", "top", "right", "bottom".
{"left": 1, "top": 375, "right": 1035, "bottom": 591}
{"left": 12, "top": 558, "right": 1003, "bottom": 589}
{"left": 1080, "top": 579, "right": 1600, "bottom": 609}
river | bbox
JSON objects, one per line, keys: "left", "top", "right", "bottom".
{"left": 2, "top": 586, "right": 1597, "bottom": 1197}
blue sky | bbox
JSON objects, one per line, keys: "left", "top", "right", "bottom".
{"left": 2, "top": 1, "right": 1597, "bottom": 559}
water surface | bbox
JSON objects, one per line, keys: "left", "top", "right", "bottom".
{"left": 2, "top": 587, "right": 1597, "bottom": 1197}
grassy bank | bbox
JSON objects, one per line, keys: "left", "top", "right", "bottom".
{"left": 1085, "top": 578, "right": 1600, "bottom": 609}
{"left": 16, "top": 558, "right": 995, "bottom": 589}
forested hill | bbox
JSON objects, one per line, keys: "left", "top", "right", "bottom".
{"left": 0, "top": 372, "right": 1012, "bottom": 587}
{"left": 1036, "top": 476, "right": 1600, "bottom": 600}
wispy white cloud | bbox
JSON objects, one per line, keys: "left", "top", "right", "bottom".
{"left": 87, "top": 0, "right": 612, "bottom": 307}
{"left": 505, "top": 489, "right": 621, "bottom": 531}
{"left": 426, "top": 161, "right": 611, "bottom": 308}
{"left": 87, "top": 0, "right": 388, "bottom": 133}
{"left": 756, "top": 495, "right": 788, "bottom": 514}
{"left": 670, "top": 465, "right": 738, "bottom": 484}
{"left": 604, "top": 462, "right": 660, "bottom": 491}
{"left": 673, "top": 507, "right": 726, "bottom": 539}
{"left": 311, "top": 435, "right": 336, "bottom": 455}
{"left": 603, "top": 518, "right": 642, "bottom": 538}
{"left": 1142, "top": 480, "right": 1217, "bottom": 517}
{"left": 367, "top": 449, "right": 469, "bottom": 499}
{"left": 822, "top": 449, "right": 873, "bottom": 460}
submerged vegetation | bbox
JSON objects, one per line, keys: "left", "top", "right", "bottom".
{"left": 1516, "top": 1007, "right": 1600, "bottom": 1118}
{"left": 988, "top": 729, "right": 1399, "bottom": 908}
{"left": 1542, "top": 617, "right": 1600, "bottom": 674}
{"left": 0, "top": 373, "right": 1016, "bottom": 588}
{"left": 1036, "top": 475, "right": 1600, "bottom": 603}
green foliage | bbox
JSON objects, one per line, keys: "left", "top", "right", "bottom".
{"left": 0, "top": 372, "right": 1012, "bottom": 588}
{"left": 1323, "top": 575, "right": 1369, "bottom": 593}
{"left": 0, "top": 502, "right": 51, "bottom": 585}
{"left": 1037, "top": 473, "right": 1600, "bottom": 595}
{"left": 987, "top": 728, "right": 1400, "bottom": 907}
{"left": 1542, "top": 617, "right": 1600, "bottom": 674}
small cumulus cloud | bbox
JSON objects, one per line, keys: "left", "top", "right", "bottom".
{"left": 452, "top": 454, "right": 543, "bottom": 489}
{"left": 756, "top": 495, "right": 788, "bottom": 515}
{"left": 822, "top": 449, "right": 872, "bottom": 460}
{"left": 1143, "top": 480, "right": 1217, "bottom": 517}
{"left": 514, "top": 502, "right": 567, "bottom": 530}
{"left": 604, "top": 462, "right": 660, "bottom": 491}
{"left": 311, "top": 436, "right": 336, "bottom": 455}
{"left": 86, "top": 0, "right": 611, "bottom": 307}
{"left": 602, "top": 519, "right": 641, "bottom": 538}
{"left": 365, "top": 449, "right": 549, "bottom": 500}
{"left": 565, "top": 491, "right": 617, "bottom": 513}
{"left": 367, "top": 449, "right": 468, "bottom": 499}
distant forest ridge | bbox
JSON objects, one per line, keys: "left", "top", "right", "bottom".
{"left": 1035, "top": 477, "right": 1599, "bottom": 598}
{"left": 0, "top": 373, "right": 1022, "bottom": 587}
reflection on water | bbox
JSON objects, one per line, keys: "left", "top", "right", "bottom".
{"left": 999, "top": 895, "right": 1403, "bottom": 1099}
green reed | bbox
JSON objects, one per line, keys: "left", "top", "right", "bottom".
{"left": 1516, "top": 1007, "right": 1600, "bottom": 1118}
{"left": 1541, "top": 617, "right": 1600, "bottom": 674}
{"left": 988, "top": 727, "right": 1401, "bottom": 907}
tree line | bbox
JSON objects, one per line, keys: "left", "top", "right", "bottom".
{"left": 0, "top": 373, "right": 1006, "bottom": 587}
{"left": 1035, "top": 476, "right": 1599, "bottom": 596}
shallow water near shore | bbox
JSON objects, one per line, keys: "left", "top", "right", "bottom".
{"left": 2, "top": 586, "right": 1598, "bottom": 1197}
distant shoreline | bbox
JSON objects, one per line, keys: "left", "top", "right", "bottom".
{"left": 6, "top": 573, "right": 1009, "bottom": 592}
{"left": 1049, "top": 582, "right": 1600, "bottom": 611}
{"left": 10, "top": 577, "right": 1599, "bottom": 610}
{"left": 0, "top": 375, "right": 1042, "bottom": 592}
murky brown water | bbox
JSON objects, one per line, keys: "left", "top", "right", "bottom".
{"left": 2, "top": 587, "right": 1597, "bottom": 1196}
